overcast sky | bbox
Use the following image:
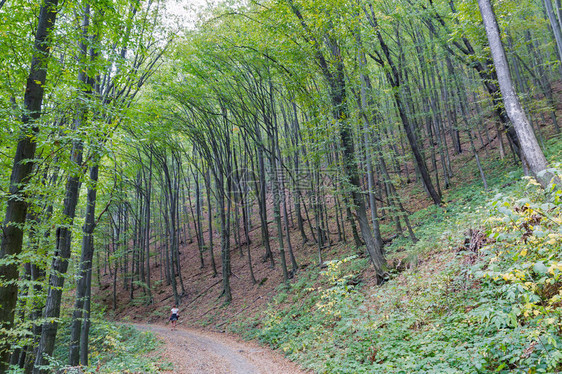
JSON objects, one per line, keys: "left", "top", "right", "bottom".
{"left": 162, "top": 0, "right": 219, "bottom": 31}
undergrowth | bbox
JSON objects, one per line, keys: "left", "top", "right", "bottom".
{"left": 230, "top": 161, "right": 562, "bottom": 373}
{"left": 7, "top": 309, "right": 170, "bottom": 374}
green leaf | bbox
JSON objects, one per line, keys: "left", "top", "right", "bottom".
{"left": 533, "top": 262, "right": 548, "bottom": 275}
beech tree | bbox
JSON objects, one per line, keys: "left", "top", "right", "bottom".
{"left": 0, "top": 0, "right": 61, "bottom": 369}
{"left": 1, "top": 0, "right": 561, "bottom": 371}
{"left": 0, "top": 0, "right": 168, "bottom": 370}
{"left": 477, "top": 0, "right": 558, "bottom": 187}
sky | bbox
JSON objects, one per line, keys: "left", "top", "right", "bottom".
{"left": 162, "top": 0, "right": 219, "bottom": 31}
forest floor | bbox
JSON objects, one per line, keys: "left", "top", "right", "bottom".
{"left": 93, "top": 98, "right": 562, "bottom": 371}
{"left": 132, "top": 323, "right": 307, "bottom": 374}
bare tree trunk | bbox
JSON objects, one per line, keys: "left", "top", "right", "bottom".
{"left": 239, "top": 169, "right": 256, "bottom": 284}
{"left": 33, "top": 143, "right": 84, "bottom": 372}
{"left": 478, "top": 0, "right": 557, "bottom": 187}
{"left": 363, "top": 5, "right": 442, "bottom": 205}
{"left": 68, "top": 162, "right": 99, "bottom": 365}
{"left": 354, "top": 32, "right": 384, "bottom": 245}
{"left": 79, "top": 269, "right": 92, "bottom": 366}
{"left": 205, "top": 169, "right": 218, "bottom": 277}
{"left": 255, "top": 129, "right": 275, "bottom": 267}
{"left": 524, "top": 30, "right": 560, "bottom": 133}
{"left": 289, "top": 103, "right": 309, "bottom": 244}
{"left": 188, "top": 168, "right": 205, "bottom": 268}
{"left": 216, "top": 169, "right": 232, "bottom": 303}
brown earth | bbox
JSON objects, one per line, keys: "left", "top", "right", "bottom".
{"left": 133, "top": 323, "right": 307, "bottom": 374}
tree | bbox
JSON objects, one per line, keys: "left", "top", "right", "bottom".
{"left": 0, "top": 0, "right": 60, "bottom": 370}
{"left": 477, "top": 0, "right": 558, "bottom": 188}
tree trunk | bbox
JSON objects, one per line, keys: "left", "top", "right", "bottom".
{"left": 33, "top": 4, "right": 92, "bottom": 367}
{"left": 478, "top": 0, "right": 557, "bottom": 187}
{"left": 543, "top": 0, "right": 562, "bottom": 63}
{"left": 255, "top": 129, "right": 275, "bottom": 267}
{"left": 68, "top": 163, "right": 99, "bottom": 366}
{"left": 144, "top": 153, "right": 153, "bottom": 304}
{"left": 79, "top": 267, "right": 92, "bottom": 366}
{"left": 205, "top": 169, "right": 218, "bottom": 277}
{"left": 364, "top": 5, "right": 442, "bottom": 205}
{"left": 33, "top": 141, "right": 84, "bottom": 372}
{"left": 0, "top": 1, "right": 60, "bottom": 369}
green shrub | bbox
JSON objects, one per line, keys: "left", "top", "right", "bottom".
{"left": 44, "top": 311, "right": 169, "bottom": 373}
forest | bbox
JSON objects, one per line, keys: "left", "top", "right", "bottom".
{"left": 0, "top": 0, "right": 561, "bottom": 372}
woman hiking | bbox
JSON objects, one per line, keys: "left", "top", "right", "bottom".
{"left": 169, "top": 304, "right": 179, "bottom": 330}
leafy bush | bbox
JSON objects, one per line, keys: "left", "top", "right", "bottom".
{"left": 474, "top": 168, "right": 562, "bottom": 372}
{"left": 46, "top": 315, "right": 168, "bottom": 373}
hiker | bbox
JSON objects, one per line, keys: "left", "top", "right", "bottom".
{"left": 170, "top": 304, "right": 179, "bottom": 330}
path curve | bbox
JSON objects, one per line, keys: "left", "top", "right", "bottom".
{"left": 133, "top": 323, "right": 307, "bottom": 374}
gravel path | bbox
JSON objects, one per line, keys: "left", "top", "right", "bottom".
{"left": 133, "top": 323, "right": 307, "bottom": 374}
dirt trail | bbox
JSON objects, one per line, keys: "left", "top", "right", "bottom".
{"left": 133, "top": 323, "right": 307, "bottom": 374}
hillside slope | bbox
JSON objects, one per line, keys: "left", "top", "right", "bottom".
{"left": 95, "top": 135, "right": 562, "bottom": 373}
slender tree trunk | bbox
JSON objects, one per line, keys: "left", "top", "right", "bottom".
{"left": 0, "top": 1, "right": 60, "bottom": 368}
{"left": 353, "top": 33, "right": 384, "bottom": 246}
{"left": 79, "top": 268, "right": 92, "bottom": 366}
{"left": 240, "top": 177, "right": 256, "bottom": 284}
{"left": 33, "top": 5, "right": 92, "bottom": 367}
{"left": 161, "top": 169, "right": 179, "bottom": 303}
{"left": 453, "top": 74, "right": 490, "bottom": 190}
{"left": 524, "top": 30, "right": 560, "bottom": 133}
{"left": 189, "top": 170, "right": 205, "bottom": 268}
{"left": 255, "top": 133, "right": 274, "bottom": 267}
{"left": 142, "top": 153, "right": 153, "bottom": 303}
{"left": 205, "top": 169, "right": 218, "bottom": 277}
{"left": 364, "top": 5, "right": 442, "bottom": 205}
{"left": 68, "top": 162, "right": 99, "bottom": 366}
{"left": 33, "top": 144, "right": 84, "bottom": 372}
{"left": 288, "top": 103, "right": 309, "bottom": 244}
{"left": 543, "top": 0, "right": 562, "bottom": 63}
{"left": 478, "top": 0, "right": 557, "bottom": 187}
{"left": 217, "top": 170, "right": 232, "bottom": 303}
